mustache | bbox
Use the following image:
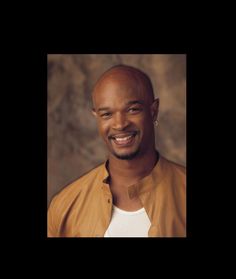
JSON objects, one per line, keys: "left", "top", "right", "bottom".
{"left": 108, "top": 131, "right": 138, "bottom": 140}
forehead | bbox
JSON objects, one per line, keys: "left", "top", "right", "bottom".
{"left": 93, "top": 72, "right": 150, "bottom": 109}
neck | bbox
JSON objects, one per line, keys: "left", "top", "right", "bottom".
{"left": 108, "top": 148, "right": 158, "bottom": 185}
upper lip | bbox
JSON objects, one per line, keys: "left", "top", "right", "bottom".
{"left": 109, "top": 131, "right": 137, "bottom": 139}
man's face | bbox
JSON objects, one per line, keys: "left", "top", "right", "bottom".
{"left": 92, "top": 74, "right": 158, "bottom": 160}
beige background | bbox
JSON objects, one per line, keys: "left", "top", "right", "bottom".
{"left": 47, "top": 54, "right": 186, "bottom": 206}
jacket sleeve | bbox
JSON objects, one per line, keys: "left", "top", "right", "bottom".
{"left": 47, "top": 196, "right": 58, "bottom": 237}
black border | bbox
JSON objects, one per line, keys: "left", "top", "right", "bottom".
{"left": 29, "top": 48, "right": 196, "bottom": 244}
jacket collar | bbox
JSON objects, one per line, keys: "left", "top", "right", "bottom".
{"left": 100, "top": 152, "right": 167, "bottom": 199}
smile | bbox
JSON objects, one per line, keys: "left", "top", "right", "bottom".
{"left": 110, "top": 132, "right": 137, "bottom": 146}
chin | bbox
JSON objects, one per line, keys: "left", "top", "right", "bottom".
{"left": 112, "top": 148, "right": 141, "bottom": 160}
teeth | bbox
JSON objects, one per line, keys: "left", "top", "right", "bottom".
{"left": 115, "top": 135, "right": 132, "bottom": 141}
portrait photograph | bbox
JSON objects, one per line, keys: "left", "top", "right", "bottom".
{"left": 47, "top": 54, "right": 186, "bottom": 238}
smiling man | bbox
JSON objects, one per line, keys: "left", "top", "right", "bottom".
{"left": 47, "top": 65, "right": 186, "bottom": 237}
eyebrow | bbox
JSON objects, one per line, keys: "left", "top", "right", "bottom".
{"left": 126, "top": 100, "right": 144, "bottom": 105}
{"left": 97, "top": 100, "right": 144, "bottom": 112}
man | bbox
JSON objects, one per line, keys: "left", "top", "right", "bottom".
{"left": 47, "top": 64, "right": 186, "bottom": 237}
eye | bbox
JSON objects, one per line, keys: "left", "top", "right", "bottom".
{"left": 100, "top": 112, "right": 112, "bottom": 119}
{"left": 128, "top": 107, "right": 142, "bottom": 113}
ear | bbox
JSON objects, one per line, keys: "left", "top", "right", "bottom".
{"left": 150, "top": 98, "right": 159, "bottom": 121}
{"left": 92, "top": 108, "right": 97, "bottom": 118}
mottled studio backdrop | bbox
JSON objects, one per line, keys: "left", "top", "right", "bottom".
{"left": 47, "top": 54, "right": 186, "bottom": 206}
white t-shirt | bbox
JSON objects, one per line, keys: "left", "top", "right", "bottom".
{"left": 104, "top": 205, "right": 151, "bottom": 237}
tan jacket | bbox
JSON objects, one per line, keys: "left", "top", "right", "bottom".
{"left": 48, "top": 155, "right": 186, "bottom": 237}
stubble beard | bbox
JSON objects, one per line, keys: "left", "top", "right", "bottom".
{"left": 111, "top": 146, "right": 141, "bottom": 160}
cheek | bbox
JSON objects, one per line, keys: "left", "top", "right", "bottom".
{"left": 135, "top": 113, "right": 151, "bottom": 129}
{"left": 139, "top": 114, "right": 153, "bottom": 134}
{"left": 97, "top": 121, "right": 109, "bottom": 138}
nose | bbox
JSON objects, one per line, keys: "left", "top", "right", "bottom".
{"left": 112, "top": 112, "right": 130, "bottom": 130}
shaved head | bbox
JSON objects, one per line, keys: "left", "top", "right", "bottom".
{"left": 91, "top": 64, "right": 159, "bottom": 161}
{"left": 92, "top": 65, "right": 155, "bottom": 108}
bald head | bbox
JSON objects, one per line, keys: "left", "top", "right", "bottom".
{"left": 91, "top": 64, "right": 159, "bottom": 161}
{"left": 92, "top": 65, "right": 155, "bottom": 108}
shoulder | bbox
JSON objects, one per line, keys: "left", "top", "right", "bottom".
{"left": 159, "top": 156, "right": 186, "bottom": 189}
{"left": 48, "top": 162, "right": 105, "bottom": 214}
{"left": 161, "top": 156, "right": 186, "bottom": 176}
{"left": 48, "top": 162, "right": 106, "bottom": 236}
